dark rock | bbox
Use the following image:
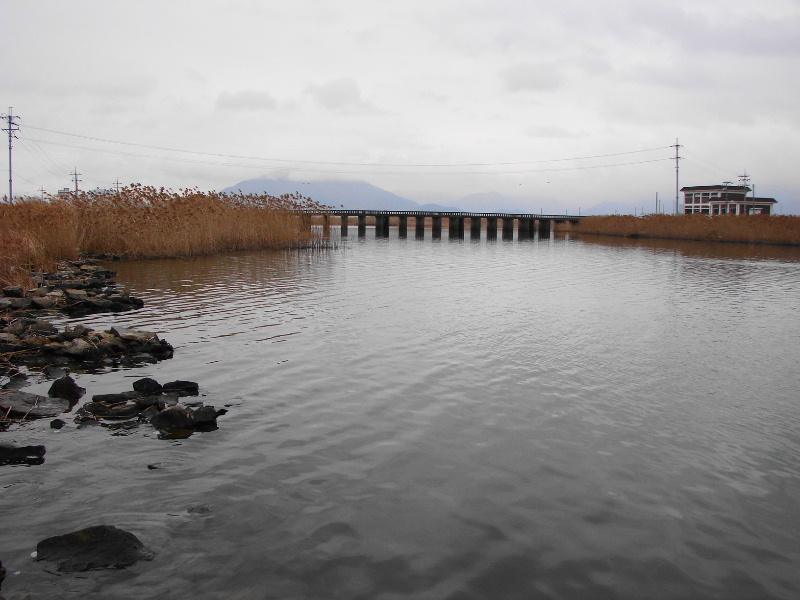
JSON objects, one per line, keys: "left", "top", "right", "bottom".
{"left": 1, "top": 373, "right": 29, "bottom": 390}
{"left": 0, "top": 390, "right": 71, "bottom": 418}
{"left": 9, "top": 297, "right": 33, "bottom": 309}
{"left": 150, "top": 405, "right": 193, "bottom": 431}
{"left": 50, "top": 419, "right": 67, "bottom": 429}
{"left": 28, "top": 320, "right": 58, "bottom": 336}
{"left": 190, "top": 405, "right": 225, "bottom": 429}
{"left": 162, "top": 380, "right": 199, "bottom": 396}
{"left": 35, "top": 525, "right": 154, "bottom": 572}
{"left": 0, "top": 443, "right": 46, "bottom": 466}
{"left": 58, "top": 324, "right": 92, "bottom": 341}
{"left": 133, "top": 377, "right": 162, "bottom": 395}
{"left": 62, "top": 338, "right": 99, "bottom": 359}
{"left": 41, "top": 365, "right": 67, "bottom": 379}
{"left": 91, "top": 392, "right": 142, "bottom": 405}
{"left": 31, "top": 296, "right": 54, "bottom": 309}
{"left": 48, "top": 376, "right": 86, "bottom": 401}
{"left": 80, "top": 402, "right": 141, "bottom": 419}
{"left": 2, "top": 286, "right": 24, "bottom": 298}
{"left": 139, "top": 406, "right": 160, "bottom": 422}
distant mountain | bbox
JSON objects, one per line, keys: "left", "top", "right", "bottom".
{"left": 222, "top": 179, "right": 459, "bottom": 211}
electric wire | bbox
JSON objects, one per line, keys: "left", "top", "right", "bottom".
{"left": 25, "top": 123, "right": 670, "bottom": 168}
{"left": 29, "top": 137, "right": 672, "bottom": 175}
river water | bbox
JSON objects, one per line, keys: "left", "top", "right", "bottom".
{"left": 2, "top": 230, "right": 800, "bottom": 599}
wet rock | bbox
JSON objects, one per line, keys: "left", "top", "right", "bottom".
{"left": 50, "top": 419, "right": 67, "bottom": 429}
{"left": 0, "top": 390, "right": 71, "bottom": 419}
{"left": 62, "top": 338, "right": 99, "bottom": 359}
{"left": 92, "top": 391, "right": 142, "bottom": 405}
{"left": 80, "top": 402, "right": 141, "bottom": 420}
{"left": 35, "top": 525, "right": 154, "bottom": 572}
{"left": 149, "top": 405, "right": 194, "bottom": 431}
{"left": 0, "top": 443, "right": 46, "bottom": 466}
{"left": 1, "top": 372, "right": 28, "bottom": 390}
{"left": 133, "top": 377, "right": 162, "bottom": 395}
{"left": 162, "top": 380, "right": 199, "bottom": 396}
{"left": 191, "top": 406, "right": 227, "bottom": 430}
{"left": 48, "top": 376, "right": 86, "bottom": 401}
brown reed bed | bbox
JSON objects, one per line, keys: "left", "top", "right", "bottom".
{"left": 577, "top": 214, "right": 800, "bottom": 246}
{"left": 0, "top": 186, "right": 329, "bottom": 288}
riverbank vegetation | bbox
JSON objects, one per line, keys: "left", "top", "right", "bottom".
{"left": 577, "top": 214, "right": 800, "bottom": 246}
{"left": 0, "top": 186, "right": 328, "bottom": 288}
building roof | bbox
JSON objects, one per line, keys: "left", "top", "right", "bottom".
{"left": 680, "top": 185, "right": 750, "bottom": 192}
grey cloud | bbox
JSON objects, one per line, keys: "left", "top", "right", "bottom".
{"left": 216, "top": 90, "right": 277, "bottom": 111}
{"left": 304, "top": 77, "right": 377, "bottom": 112}
{"left": 501, "top": 62, "right": 564, "bottom": 92}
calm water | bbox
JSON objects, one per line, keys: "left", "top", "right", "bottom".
{"left": 2, "top": 230, "right": 800, "bottom": 599}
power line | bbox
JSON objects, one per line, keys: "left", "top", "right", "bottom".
{"left": 25, "top": 123, "right": 670, "bottom": 168}
{"left": 27, "top": 137, "right": 672, "bottom": 175}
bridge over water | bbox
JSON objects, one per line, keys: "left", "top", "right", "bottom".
{"left": 304, "top": 210, "right": 584, "bottom": 240}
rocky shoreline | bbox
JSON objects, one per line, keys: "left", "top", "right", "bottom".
{"left": 0, "top": 257, "right": 230, "bottom": 589}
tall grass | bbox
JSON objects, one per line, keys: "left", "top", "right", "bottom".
{"left": 0, "top": 186, "right": 328, "bottom": 287}
{"left": 577, "top": 214, "right": 800, "bottom": 246}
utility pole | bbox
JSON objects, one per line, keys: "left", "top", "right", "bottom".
{"left": 672, "top": 138, "right": 682, "bottom": 215}
{"left": 113, "top": 178, "right": 122, "bottom": 194}
{"left": 1, "top": 107, "right": 20, "bottom": 204}
{"left": 739, "top": 172, "right": 750, "bottom": 215}
{"left": 71, "top": 168, "right": 82, "bottom": 192}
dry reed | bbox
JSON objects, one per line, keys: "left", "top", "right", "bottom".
{"left": 577, "top": 214, "right": 800, "bottom": 246}
{"left": 0, "top": 186, "right": 329, "bottom": 288}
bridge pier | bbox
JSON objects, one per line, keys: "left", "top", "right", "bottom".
{"left": 322, "top": 214, "right": 331, "bottom": 237}
{"left": 376, "top": 215, "right": 391, "bottom": 237}
{"left": 502, "top": 218, "right": 514, "bottom": 240}
{"left": 518, "top": 218, "right": 533, "bottom": 240}
{"left": 470, "top": 217, "right": 482, "bottom": 239}
{"left": 486, "top": 217, "right": 497, "bottom": 240}
{"left": 339, "top": 214, "right": 348, "bottom": 236}
{"left": 432, "top": 216, "right": 442, "bottom": 239}
{"left": 358, "top": 214, "right": 367, "bottom": 237}
{"left": 398, "top": 216, "right": 408, "bottom": 238}
{"left": 448, "top": 216, "right": 464, "bottom": 239}
{"left": 538, "top": 218, "right": 551, "bottom": 237}
{"left": 415, "top": 216, "right": 425, "bottom": 239}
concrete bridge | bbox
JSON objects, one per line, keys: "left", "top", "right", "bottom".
{"left": 304, "top": 210, "right": 584, "bottom": 240}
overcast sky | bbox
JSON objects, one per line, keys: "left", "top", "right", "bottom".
{"left": 3, "top": 0, "right": 799, "bottom": 211}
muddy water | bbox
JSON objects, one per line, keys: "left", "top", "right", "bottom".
{"left": 2, "top": 231, "right": 800, "bottom": 599}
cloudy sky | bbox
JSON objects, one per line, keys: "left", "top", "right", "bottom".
{"left": 3, "top": 0, "right": 799, "bottom": 212}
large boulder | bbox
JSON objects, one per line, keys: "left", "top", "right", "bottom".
{"left": 35, "top": 525, "right": 154, "bottom": 572}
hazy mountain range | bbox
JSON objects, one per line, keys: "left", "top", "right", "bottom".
{"left": 222, "top": 179, "right": 799, "bottom": 216}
